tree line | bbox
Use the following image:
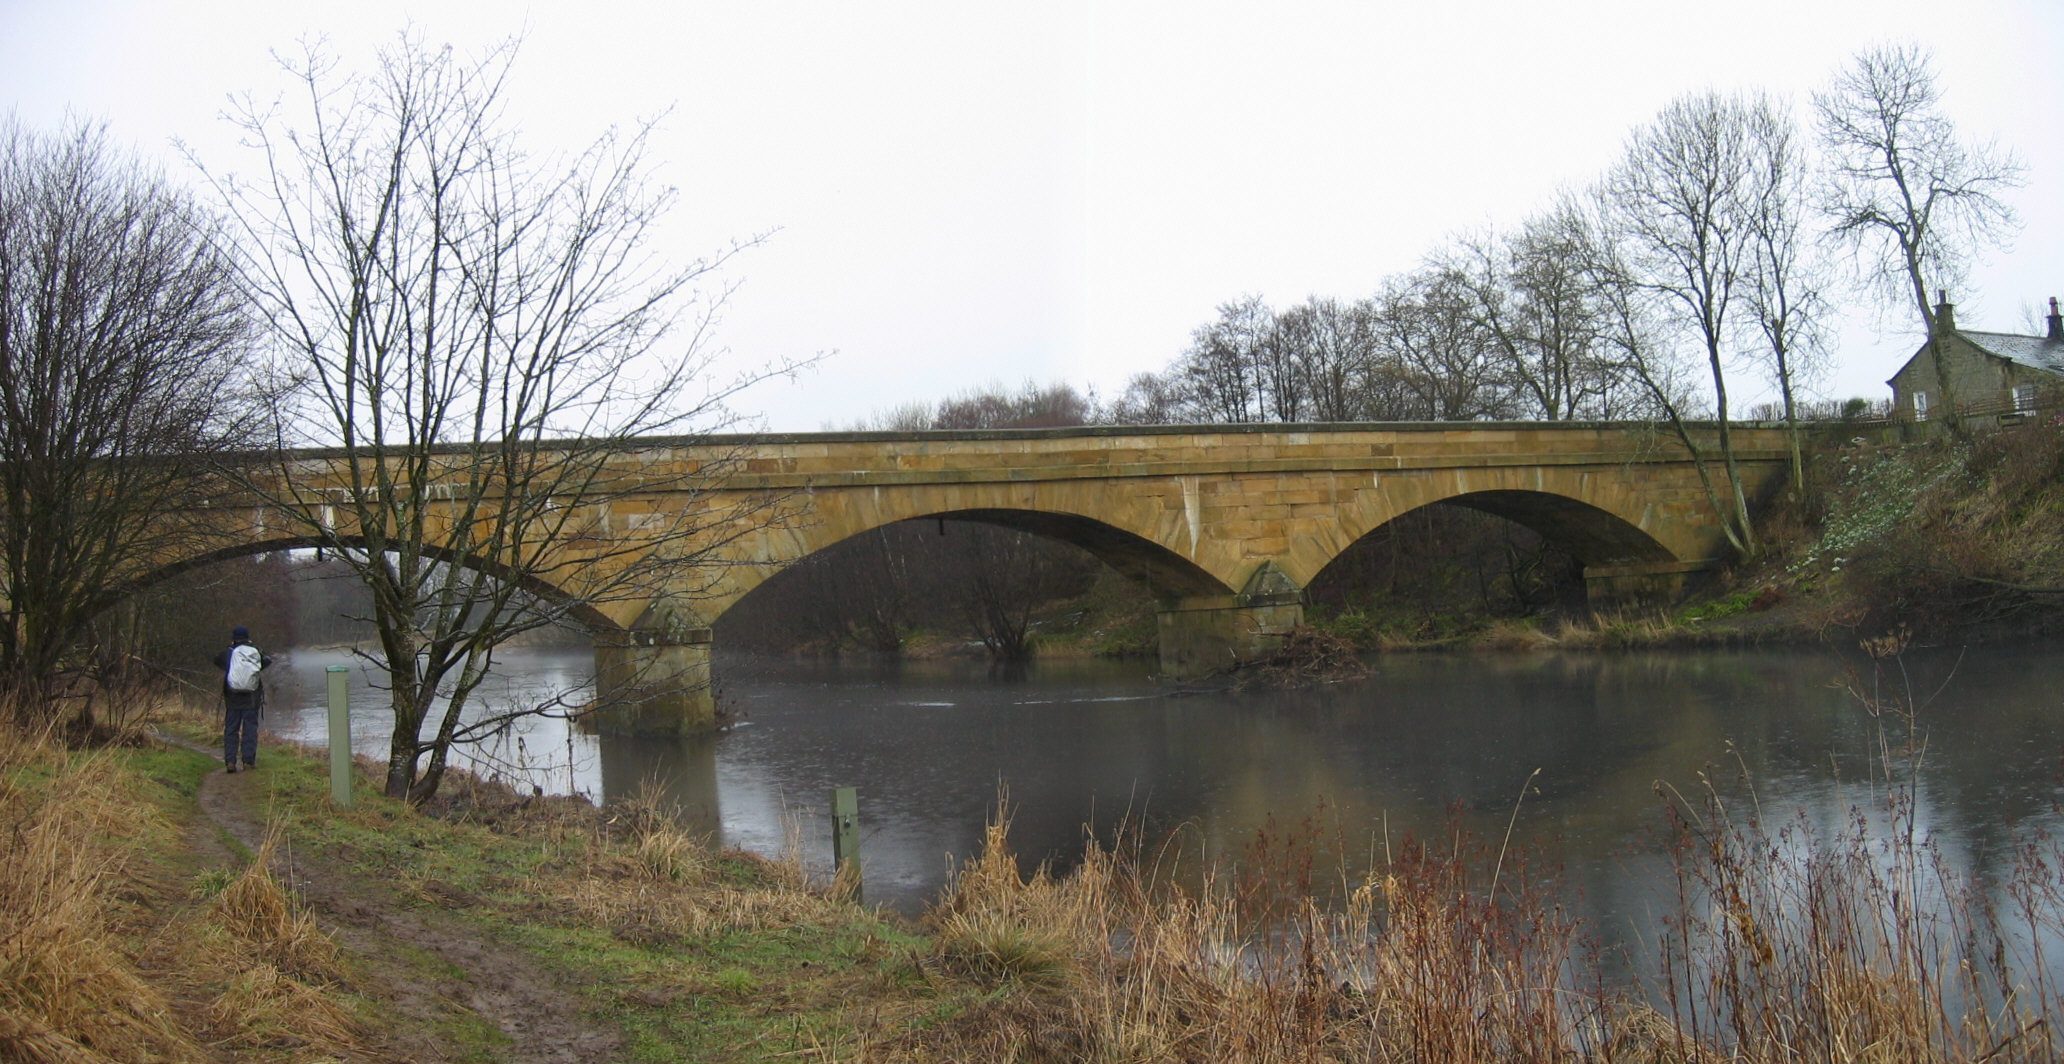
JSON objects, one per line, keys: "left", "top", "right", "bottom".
{"left": 1099, "top": 45, "right": 2017, "bottom": 558}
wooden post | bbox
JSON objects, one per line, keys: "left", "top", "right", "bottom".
{"left": 325, "top": 665, "right": 353, "bottom": 808}
{"left": 831, "top": 786, "right": 860, "bottom": 902}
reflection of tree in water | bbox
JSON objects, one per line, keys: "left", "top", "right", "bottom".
{"left": 1118, "top": 652, "right": 1865, "bottom": 896}
{"left": 599, "top": 731, "right": 722, "bottom": 835}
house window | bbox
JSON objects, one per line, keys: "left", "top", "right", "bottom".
{"left": 1913, "top": 391, "right": 1929, "bottom": 421}
{"left": 2014, "top": 384, "right": 2037, "bottom": 412}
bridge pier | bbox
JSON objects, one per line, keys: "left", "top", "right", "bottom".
{"left": 592, "top": 627, "right": 715, "bottom": 735}
{"left": 1582, "top": 560, "right": 1709, "bottom": 612}
{"left": 1155, "top": 563, "right": 1305, "bottom": 680}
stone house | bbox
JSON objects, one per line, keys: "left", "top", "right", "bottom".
{"left": 1889, "top": 294, "right": 2064, "bottom": 424}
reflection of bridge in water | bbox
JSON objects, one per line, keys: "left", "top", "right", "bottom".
{"left": 154, "top": 422, "right": 1792, "bottom": 732}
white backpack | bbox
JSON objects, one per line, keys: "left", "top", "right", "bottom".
{"left": 227, "top": 644, "right": 263, "bottom": 692}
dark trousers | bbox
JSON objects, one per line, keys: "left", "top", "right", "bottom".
{"left": 223, "top": 705, "right": 260, "bottom": 766}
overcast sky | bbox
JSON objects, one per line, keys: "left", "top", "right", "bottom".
{"left": 5, "top": 1, "right": 2060, "bottom": 430}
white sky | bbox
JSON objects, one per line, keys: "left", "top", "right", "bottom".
{"left": 5, "top": 1, "right": 2060, "bottom": 430}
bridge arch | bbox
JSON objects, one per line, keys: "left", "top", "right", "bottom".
{"left": 880, "top": 508, "right": 1225, "bottom": 596}
{"left": 705, "top": 490, "right": 1240, "bottom": 626}
{"left": 1295, "top": 467, "right": 1688, "bottom": 592}
{"left": 123, "top": 536, "right": 622, "bottom": 634}
{"left": 1410, "top": 489, "right": 1674, "bottom": 567}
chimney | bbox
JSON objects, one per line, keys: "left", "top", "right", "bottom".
{"left": 1933, "top": 289, "right": 1957, "bottom": 335}
{"left": 2048, "top": 296, "right": 2062, "bottom": 342}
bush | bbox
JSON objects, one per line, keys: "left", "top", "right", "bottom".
{"left": 1804, "top": 419, "right": 2064, "bottom": 637}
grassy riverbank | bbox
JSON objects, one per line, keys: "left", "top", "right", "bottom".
{"left": 8, "top": 683, "right": 2064, "bottom": 1061}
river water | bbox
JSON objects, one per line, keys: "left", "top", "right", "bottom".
{"left": 266, "top": 643, "right": 2064, "bottom": 950}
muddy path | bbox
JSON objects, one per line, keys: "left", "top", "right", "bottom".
{"left": 176, "top": 738, "right": 624, "bottom": 1063}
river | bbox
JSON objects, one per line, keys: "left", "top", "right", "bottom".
{"left": 265, "top": 642, "right": 2064, "bottom": 953}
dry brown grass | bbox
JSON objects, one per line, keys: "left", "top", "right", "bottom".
{"left": 200, "top": 964, "right": 359, "bottom": 1057}
{"left": 0, "top": 725, "right": 203, "bottom": 1062}
{"left": 1646, "top": 797, "right": 2064, "bottom": 1062}
{"left": 1549, "top": 608, "right": 1683, "bottom": 649}
{"left": 0, "top": 704, "right": 364, "bottom": 1062}
{"left": 1476, "top": 616, "right": 1563, "bottom": 651}
{"left": 879, "top": 803, "right": 1616, "bottom": 1063}
{"left": 1646, "top": 659, "right": 2064, "bottom": 1064}
{"left": 530, "top": 785, "right": 851, "bottom": 946}
{"left": 545, "top": 859, "right": 856, "bottom": 946}
{"left": 209, "top": 827, "right": 343, "bottom": 982}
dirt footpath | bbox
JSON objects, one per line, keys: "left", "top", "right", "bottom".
{"left": 186, "top": 747, "right": 623, "bottom": 1062}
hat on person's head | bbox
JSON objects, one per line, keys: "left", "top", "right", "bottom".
{"left": 232, "top": 626, "right": 249, "bottom": 642}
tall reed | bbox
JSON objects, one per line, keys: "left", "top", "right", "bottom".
{"left": 899, "top": 802, "right": 1616, "bottom": 1061}
{"left": 1648, "top": 639, "right": 2064, "bottom": 1062}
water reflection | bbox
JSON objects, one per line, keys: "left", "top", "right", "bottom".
{"left": 268, "top": 645, "right": 605, "bottom": 798}
{"left": 265, "top": 643, "right": 2064, "bottom": 952}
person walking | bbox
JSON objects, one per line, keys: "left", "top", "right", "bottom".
{"left": 214, "top": 626, "right": 271, "bottom": 773}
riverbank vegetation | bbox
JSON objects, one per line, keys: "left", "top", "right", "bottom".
{"left": 7, "top": 677, "right": 2064, "bottom": 1061}
{"left": 1792, "top": 414, "right": 2064, "bottom": 640}
{"left": 1476, "top": 410, "right": 2064, "bottom": 652}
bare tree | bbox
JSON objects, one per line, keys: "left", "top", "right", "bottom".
{"left": 1573, "top": 188, "right": 1752, "bottom": 553}
{"left": 0, "top": 119, "right": 255, "bottom": 720}
{"left": 932, "top": 380, "right": 1098, "bottom": 429}
{"left": 849, "top": 400, "right": 936, "bottom": 432}
{"left": 919, "top": 521, "right": 1090, "bottom": 662}
{"left": 913, "top": 383, "right": 1103, "bottom": 661}
{"left": 199, "top": 36, "right": 798, "bottom": 803}
{"left": 1245, "top": 300, "right": 1304, "bottom": 423}
{"left": 1174, "top": 295, "right": 1276, "bottom": 423}
{"left": 1601, "top": 91, "right": 1772, "bottom": 556}
{"left": 731, "top": 525, "right": 916, "bottom": 655}
{"left": 1370, "top": 267, "right": 1512, "bottom": 421}
{"left": 1815, "top": 43, "right": 2023, "bottom": 423}
{"left": 1444, "top": 214, "right": 1628, "bottom": 422}
{"left": 1742, "top": 100, "right": 1830, "bottom": 488}
{"left": 1275, "top": 296, "right": 1378, "bottom": 421}
{"left": 1106, "top": 370, "right": 1185, "bottom": 425}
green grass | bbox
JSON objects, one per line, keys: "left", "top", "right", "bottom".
{"left": 122, "top": 743, "right": 215, "bottom": 797}
{"left": 189, "top": 865, "right": 236, "bottom": 898}
{"left": 1676, "top": 588, "right": 1758, "bottom": 624}
{"left": 429, "top": 1009, "right": 512, "bottom": 1064}
{"left": 221, "top": 733, "right": 939, "bottom": 1061}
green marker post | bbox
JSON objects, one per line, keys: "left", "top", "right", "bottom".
{"left": 831, "top": 786, "right": 860, "bottom": 902}
{"left": 326, "top": 665, "right": 353, "bottom": 807}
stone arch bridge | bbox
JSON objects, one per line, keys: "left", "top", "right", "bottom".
{"left": 160, "top": 422, "right": 1791, "bottom": 733}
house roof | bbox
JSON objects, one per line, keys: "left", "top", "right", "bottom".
{"left": 1959, "top": 330, "right": 2064, "bottom": 376}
